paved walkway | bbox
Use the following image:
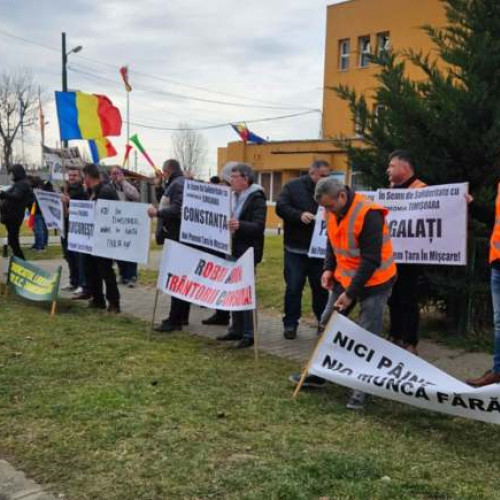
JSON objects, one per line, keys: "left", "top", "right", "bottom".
{"left": 38, "top": 254, "right": 491, "bottom": 380}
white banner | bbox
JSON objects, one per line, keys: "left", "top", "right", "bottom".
{"left": 68, "top": 200, "right": 95, "bottom": 254}
{"left": 377, "top": 183, "right": 468, "bottom": 265}
{"left": 158, "top": 240, "right": 256, "bottom": 311}
{"left": 43, "top": 146, "right": 84, "bottom": 181}
{"left": 307, "top": 191, "right": 377, "bottom": 259}
{"left": 180, "top": 180, "right": 231, "bottom": 255}
{"left": 307, "top": 313, "right": 500, "bottom": 424}
{"left": 308, "top": 207, "right": 327, "bottom": 259}
{"left": 92, "top": 200, "right": 151, "bottom": 264}
{"left": 34, "top": 189, "right": 64, "bottom": 233}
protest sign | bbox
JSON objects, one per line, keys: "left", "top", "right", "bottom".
{"left": 8, "top": 257, "right": 61, "bottom": 314}
{"left": 308, "top": 191, "right": 377, "bottom": 259}
{"left": 43, "top": 146, "right": 84, "bottom": 181}
{"left": 157, "top": 240, "right": 255, "bottom": 311}
{"left": 377, "top": 183, "right": 468, "bottom": 265}
{"left": 34, "top": 189, "right": 64, "bottom": 233}
{"left": 308, "top": 207, "right": 327, "bottom": 259}
{"left": 180, "top": 180, "right": 231, "bottom": 254}
{"left": 92, "top": 200, "right": 151, "bottom": 264}
{"left": 68, "top": 200, "right": 96, "bottom": 254}
{"left": 298, "top": 312, "right": 500, "bottom": 425}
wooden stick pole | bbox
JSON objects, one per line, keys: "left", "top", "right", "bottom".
{"left": 150, "top": 288, "right": 160, "bottom": 334}
{"left": 292, "top": 311, "right": 338, "bottom": 399}
{"left": 50, "top": 300, "right": 57, "bottom": 317}
{"left": 252, "top": 303, "right": 259, "bottom": 362}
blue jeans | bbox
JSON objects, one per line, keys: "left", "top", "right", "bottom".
{"left": 283, "top": 250, "right": 328, "bottom": 327}
{"left": 492, "top": 268, "right": 500, "bottom": 373}
{"left": 34, "top": 214, "right": 48, "bottom": 249}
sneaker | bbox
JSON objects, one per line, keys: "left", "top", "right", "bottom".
{"left": 346, "top": 390, "right": 368, "bottom": 410}
{"left": 61, "top": 283, "right": 76, "bottom": 292}
{"left": 283, "top": 325, "right": 297, "bottom": 340}
{"left": 73, "top": 286, "right": 84, "bottom": 295}
{"left": 288, "top": 373, "right": 326, "bottom": 388}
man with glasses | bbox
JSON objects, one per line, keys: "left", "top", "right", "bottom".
{"left": 290, "top": 178, "right": 396, "bottom": 410}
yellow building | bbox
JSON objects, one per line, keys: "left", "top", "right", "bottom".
{"left": 218, "top": 0, "right": 447, "bottom": 227}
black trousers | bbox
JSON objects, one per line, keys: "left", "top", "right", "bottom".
{"left": 5, "top": 221, "right": 24, "bottom": 260}
{"left": 388, "top": 264, "right": 421, "bottom": 346}
{"left": 167, "top": 297, "right": 190, "bottom": 325}
{"left": 88, "top": 255, "right": 120, "bottom": 306}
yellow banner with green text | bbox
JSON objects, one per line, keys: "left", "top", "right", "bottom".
{"left": 8, "top": 257, "right": 61, "bottom": 303}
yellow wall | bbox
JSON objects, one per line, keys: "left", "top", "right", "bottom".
{"left": 217, "top": 140, "right": 349, "bottom": 228}
{"left": 322, "top": 0, "right": 447, "bottom": 138}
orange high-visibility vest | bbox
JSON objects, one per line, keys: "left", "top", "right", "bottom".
{"left": 327, "top": 194, "right": 397, "bottom": 289}
{"left": 408, "top": 178, "right": 427, "bottom": 189}
{"left": 490, "top": 183, "right": 500, "bottom": 263}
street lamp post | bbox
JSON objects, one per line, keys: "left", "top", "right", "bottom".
{"left": 61, "top": 32, "right": 83, "bottom": 147}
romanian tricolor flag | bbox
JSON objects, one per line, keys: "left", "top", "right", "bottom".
{"left": 89, "top": 138, "right": 118, "bottom": 164}
{"left": 230, "top": 123, "right": 266, "bottom": 144}
{"left": 27, "top": 202, "right": 36, "bottom": 230}
{"left": 55, "top": 91, "right": 122, "bottom": 141}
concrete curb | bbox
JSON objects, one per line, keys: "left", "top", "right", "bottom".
{"left": 0, "top": 460, "right": 59, "bottom": 500}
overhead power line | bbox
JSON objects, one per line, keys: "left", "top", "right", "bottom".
{"left": 129, "top": 109, "right": 321, "bottom": 131}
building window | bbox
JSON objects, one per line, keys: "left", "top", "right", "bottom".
{"left": 257, "top": 171, "right": 282, "bottom": 204}
{"left": 358, "top": 36, "right": 371, "bottom": 68}
{"left": 377, "top": 32, "right": 390, "bottom": 57}
{"left": 338, "top": 39, "right": 350, "bottom": 71}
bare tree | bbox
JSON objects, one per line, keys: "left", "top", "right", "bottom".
{"left": 171, "top": 123, "right": 208, "bottom": 178}
{"left": 0, "top": 69, "right": 38, "bottom": 171}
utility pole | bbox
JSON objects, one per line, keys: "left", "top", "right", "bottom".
{"left": 62, "top": 32, "right": 68, "bottom": 148}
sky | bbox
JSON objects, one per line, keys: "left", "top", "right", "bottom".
{"left": 0, "top": 0, "right": 346, "bottom": 177}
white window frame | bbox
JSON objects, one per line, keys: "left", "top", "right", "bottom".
{"left": 257, "top": 171, "right": 281, "bottom": 205}
{"left": 377, "top": 32, "right": 391, "bottom": 57}
{"left": 339, "top": 39, "right": 350, "bottom": 71}
{"left": 358, "top": 36, "right": 371, "bottom": 68}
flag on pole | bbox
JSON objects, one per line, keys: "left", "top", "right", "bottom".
{"left": 230, "top": 123, "right": 266, "bottom": 144}
{"left": 129, "top": 134, "right": 159, "bottom": 173}
{"left": 55, "top": 91, "right": 122, "bottom": 141}
{"left": 120, "top": 66, "right": 132, "bottom": 92}
{"left": 122, "top": 144, "right": 133, "bottom": 167}
{"left": 88, "top": 138, "right": 117, "bottom": 164}
{"left": 27, "top": 202, "right": 36, "bottom": 230}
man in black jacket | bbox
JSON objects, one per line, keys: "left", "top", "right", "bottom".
{"left": 148, "top": 159, "right": 191, "bottom": 332}
{"left": 276, "top": 160, "right": 331, "bottom": 339}
{"left": 83, "top": 163, "right": 120, "bottom": 313}
{"left": 61, "top": 167, "right": 89, "bottom": 297}
{"left": 216, "top": 163, "right": 267, "bottom": 349}
{"left": 0, "top": 164, "right": 33, "bottom": 259}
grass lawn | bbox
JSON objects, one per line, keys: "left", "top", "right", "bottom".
{"left": 1, "top": 295, "right": 500, "bottom": 499}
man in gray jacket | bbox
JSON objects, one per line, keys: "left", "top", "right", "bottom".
{"left": 147, "top": 159, "right": 189, "bottom": 331}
